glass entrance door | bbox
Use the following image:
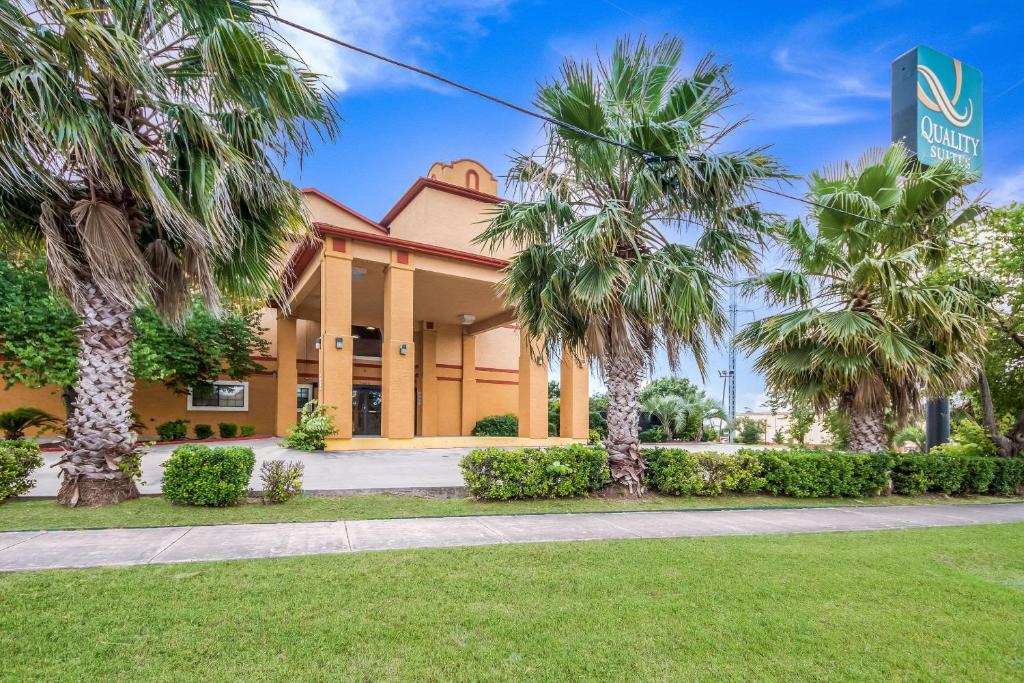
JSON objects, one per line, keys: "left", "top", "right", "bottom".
{"left": 353, "top": 385, "right": 382, "bottom": 436}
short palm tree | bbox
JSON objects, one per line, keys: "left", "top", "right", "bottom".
{"left": 640, "top": 393, "right": 686, "bottom": 441}
{"left": 476, "top": 36, "right": 783, "bottom": 493}
{"left": 737, "top": 145, "right": 987, "bottom": 452}
{"left": 0, "top": 1, "right": 336, "bottom": 505}
{"left": 0, "top": 407, "right": 61, "bottom": 440}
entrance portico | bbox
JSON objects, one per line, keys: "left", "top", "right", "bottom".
{"left": 274, "top": 164, "right": 589, "bottom": 450}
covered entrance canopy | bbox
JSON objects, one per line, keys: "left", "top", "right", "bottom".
{"left": 272, "top": 187, "right": 589, "bottom": 449}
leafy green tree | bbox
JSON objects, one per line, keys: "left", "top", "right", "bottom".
{"left": 735, "top": 417, "right": 765, "bottom": 444}
{"left": 788, "top": 402, "right": 815, "bottom": 446}
{"left": 0, "top": 1, "right": 336, "bottom": 505}
{"left": 476, "top": 37, "right": 783, "bottom": 493}
{"left": 738, "top": 145, "right": 987, "bottom": 453}
{"left": 950, "top": 204, "right": 1024, "bottom": 456}
{"left": 1, "top": 259, "right": 269, "bottom": 414}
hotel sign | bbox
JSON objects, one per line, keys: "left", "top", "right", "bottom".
{"left": 892, "top": 45, "right": 983, "bottom": 176}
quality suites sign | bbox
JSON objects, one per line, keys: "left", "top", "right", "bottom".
{"left": 891, "top": 45, "right": 983, "bottom": 176}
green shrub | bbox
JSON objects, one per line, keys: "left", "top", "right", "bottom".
{"left": 0, "top": 439, "right": 43, "bottom": 501}
{"left": 702, "top": 427, "right": 719, "bottom": 442}
{"left": 891, "top": 454, "right": 996, "bottom": 495}
{"left": 259, "top": 459, "right": 303, "bottom": 504}
{"left": 735, "top": 417, "right": 766, "bottom": 444}
{"left": 753, "top": 449, "right": 892, "bottom": 497}
{"left": 950, "top": 419, "right": 998, "bottom": 457}
{"left": 156, "top": 419, "right": 189, "bottom": 441}
{"left": 218, "top": 422, "right": 238, "bottom": 438}
{"left": 588, "top": 429, "right": 603, "bottom": 445}
{"left": 240, "top": 425, "right": 257, "bottom": 437}
{"left": 471, "top": 414, "right": 518, "bottom": 437}
{"left": 639, "top": 425, "right": 667, "bottom": 443}
{"left": 990, "top": 458, "right": 1024, "bottom": 496}
{"left": 161, "top": 445, "right": 255, "bottom": 506}
{"left": 194, "top": 424, "right": 214, "bottom": 439}
{"left": 645, "top": 449, "right": 763, "bottom": 496}
{"left": 460, "top": 445, "right": 609, "bottom": 500}
{"left": 929, "top": 442, "right": 992, "bottom": 458}
{"left": 282, "top": 403, "right": 336, "bottom": 451}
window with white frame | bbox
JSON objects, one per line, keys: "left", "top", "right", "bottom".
{"left": 187, "top": 381, "right": 249, "bottom": 411}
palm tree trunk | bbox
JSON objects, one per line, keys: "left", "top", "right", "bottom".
{"left": 604, "top": 350, "right": 645, "bottom": 495}
{"left": 56, "top": 283, "right": 139, "bottom": 507}
{"left": 847, "top": 407, "right": 887, "bottom": 453}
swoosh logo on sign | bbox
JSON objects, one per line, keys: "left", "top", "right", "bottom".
{"left": 917, "top": 58, "right": 973, "bottom": 128}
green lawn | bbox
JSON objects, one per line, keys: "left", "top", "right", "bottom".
{"left": 3, "top": 523, "right": 1023, "bottom": 681}
{"left": 3, "top": 492, "right": 1019, "bottom": 532}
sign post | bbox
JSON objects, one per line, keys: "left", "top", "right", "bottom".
{"left": 891, "top": 46, "right": 983, "bottom": 451}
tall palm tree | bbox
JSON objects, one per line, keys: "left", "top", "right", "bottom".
{"left": 0, "top": 1, "right": 336, "bottom": 506}
{"left": 737, "top": 145, "right": 987, "bottom": 452}
{"left": 476, "top": 36, "right": 783, "bottom": 493}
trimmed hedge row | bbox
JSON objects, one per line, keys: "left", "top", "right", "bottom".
{"left": 460, "top": 445, "right": 609, "bottom": 500}
{"left": 646, "top": 448, "right": 1024, "bottom": 498}
{"left": 461, "top": 445, "right": 1024, "bottom": 501}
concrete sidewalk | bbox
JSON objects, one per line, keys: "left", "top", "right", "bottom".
{"left": 2, "top": 503, "right": 1022, "bottom": 572}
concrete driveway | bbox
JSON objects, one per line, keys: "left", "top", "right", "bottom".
{"left": 24, "top": 440, "right": 776, "bottom": 498}
{"left": 27, "top": 439, "right": 469, "bottom": 497}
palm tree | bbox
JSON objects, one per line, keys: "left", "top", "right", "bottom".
{"left": 0, "top": 1, "right": 336, "bottom": 506}
{"left": 683, "top": 395, "right": 729, "bottom": 439}
{"left": 476, "top": 37, "right": 783, "bottom": 493}
{"left": 640, "top": 393, "right": 686, "bottom": 441}
{"left": 0, "top": 407, "right": 61, "bottom": 440}
{"left": 737, "top": 145, "right": 987, "bottom": 452}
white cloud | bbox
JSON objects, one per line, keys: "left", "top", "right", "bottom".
{"left": 741, "top": 11, "right": 892, "bottom": 131}
{"left": 274, "top": 0, "right": 514, "bottom": 92}
{"left": 985, "top": 168, "right": 1024, "bottom": 207}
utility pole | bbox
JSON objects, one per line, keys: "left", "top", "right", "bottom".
{"left": 728, "top": 285, "right": 737, "bottom": 442}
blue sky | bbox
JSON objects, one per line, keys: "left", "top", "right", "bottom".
{"left": 277, "top": 0, "right": 1024, "bottom": 409}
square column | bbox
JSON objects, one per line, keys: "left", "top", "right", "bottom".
{"left": 460, "top": 334, "right": 477, "bottom": 435}
{"left": 518, "top": 333, "right": 549, "bottom": 438}
{"left": 320, "top": 238, "right": 354, "bottom": 439}
{"left": 382, "top": 249, "right": 415, "bottom": 438}
{"left": 274, "top": 313, "right": 298, "bottom": 437}
{"left": 559, "top": 348, "right": 590, "bottom": 440}
{"left": 420, "top": 324, "right": 439, "bottom": 436}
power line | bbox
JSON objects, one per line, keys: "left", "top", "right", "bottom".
{"left": 225, "top": 0, "right": 982, "bottom": 234}
{"left": 224, "top": 0, "right": 674, "bottom": 162}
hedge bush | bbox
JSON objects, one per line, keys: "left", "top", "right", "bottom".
{"left": 194, "top": 424, "right": 214, "bottom": 439}
{"left": 991, "top": 458, "right": 1024, "bottom": 496}
{"left": 645, "top": 449, "right": 762, "bottom": 496}
{"left": 0, "top": 439, "right": 43, "bottom": 501}
{"left": 639, "top": 425, "right": 666, "bottom": 443}
{"left": 161, "top": 445, "right": 255, "bottom": 506}
{"left": 471, "top": 414, "right": 518, "bottom": 437}
{"left": 755, "top": 449, "right": 892, "bottom": 498}
{"left": 240, "top": 425, "right": 257, "bottom": 437}
{"left": 891, "top": 454, "right": 996, "bottom": 495}
{"left": 218, "top": 422, "right": 238, "bottom": 438}
{"left": 460, "top": 445, "right": 609, "bottom": 500}
{"left": 259, "top": 459, "right": 304, "bottom": 504}
{"left": 156, "top": 419, "right": 189, "bottom": 441}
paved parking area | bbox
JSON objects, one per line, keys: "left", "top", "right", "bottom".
{"left": 27, "top": 440, "right": 769, "bottom": 497}
{"left": 2, "top": 503, "right": 1022, "bottom": 572}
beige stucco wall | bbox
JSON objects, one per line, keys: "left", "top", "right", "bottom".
{"left": 387, "top": 187, "right": 515, "bottom": 260}
{"left": 737, "top": 411, "right": 830, "bottom": 446}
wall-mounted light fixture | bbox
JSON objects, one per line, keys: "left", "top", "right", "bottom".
{"left": 314, "top": 336, "right": 322, "bottom": 350}
{"left": 457, "top": 313, "right": 476, "bottom": 326}
{"left": 535, "top": 357, "right": 544, "bottom": 366}
{"left": 399, "top": 343, "right": 408, "bottom": 355}
{"left": 335, "top": 336, "right": 344, "bottom": 350}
